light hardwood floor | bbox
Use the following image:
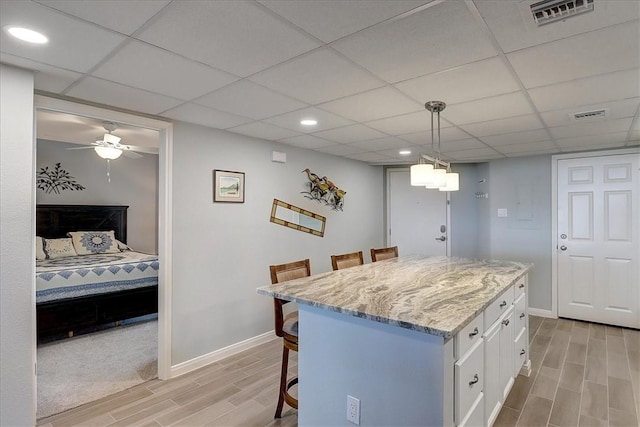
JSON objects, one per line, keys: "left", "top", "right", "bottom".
{"left": 38, "top": 316, "right": 639, "bottom": 427}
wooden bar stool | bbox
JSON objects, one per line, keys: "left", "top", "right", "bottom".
{"left": 269, "top": 259, "right": 311, "bottom": 418}
{"left": 370, "top": 246, "right": 399, "bottom": 262}
{"left": 331, "top": 251, "right": 364, "bottom": 270}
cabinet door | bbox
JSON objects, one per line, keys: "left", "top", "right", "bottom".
{"left": 484, "top": 321, "right": 501, "bottom": 427}
{"left": 499, "top": 308, "right": 515, "bottom": 400}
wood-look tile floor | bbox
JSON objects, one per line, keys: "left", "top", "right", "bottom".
{"left": 496, "top": 316, "right": 640, "bottom": 427}
{"left": 38, "top": 316, "right": 639, "bottom": 427}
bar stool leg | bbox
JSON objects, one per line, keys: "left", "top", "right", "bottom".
{"left": 275, "top": 344, "right": 289, "bottom": 418}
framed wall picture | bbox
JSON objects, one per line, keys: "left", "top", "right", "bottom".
{"left": 213, "top": 169, "right": 245, "bottom": 203}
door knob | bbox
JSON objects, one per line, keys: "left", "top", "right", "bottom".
{"left": 560, "top": 245, "right": 567, "bottom": 251}
{"left": 435, "top": 236, "right": 446, "bottom": 241}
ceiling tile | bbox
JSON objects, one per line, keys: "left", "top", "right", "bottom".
{"left": 0, "top": 1, "right": 125, "bottom": 72}
{"left": 263, "top": 107, "right": 354, "bottom": 133}
{"left": 34, "top": 0, "right": 171, "bottom": 35}
{"left": 348, "top": 136, "right": 410, "bottom": 151}
{"left": 447, "top": 147, "right": 504, "bottom": 161}
{"left": 0, "top": 53, "right": 81, "bottom": 92}
{"left": 395, "top": 57, "right": 520, "bottom": 105}
{"left": 332, "top": 0, "right": 497, "bottom": 83}
{"left": 279, "top": 134, "right": 335, "bottom": 150}
{"left": 249, "top": 48, "right": 385, "bottom": 104}
{"left": 136, "top": 0, "right": 320, "bottom": 77}
{"left": 555, "top": 131, "right": 629, "bottom": 149}
{"left": 549, "top": 117, "right": 633, "bottom": 139}
{"left": 161, "top": 103, "right": 253, "bottom": 130}
{"left": 459, "top": 114, "right": 544, "bottom": 137}
{"left": 226, "top": 121, "right": 301, "bottom": 141}
{"left": 476, "top": 0, "right": 640, "bottom": 53}
{"left": 528, "top": 68, "right": 640, "bottom": 112}
{"left": 319, "top": 87, "right": 421, "bottom": 123}
{"left": 399, "top": 126, "right": 470, "bottom": 145}
{"left": 507, "top": 21, "right": 639, "bottom": 89}
{"left": 92, "top": 40, "right": 238, "bottom": 101}
{"left": 443, "top": 92, "right": 535, "bottom": 125}
{"left": 258, "top": 0, "right": 428, "bottom": 43}
{"left": 540, "top": 98, "right": 640, "bottom": 128}
{"left": 480, "top": 129, "right": 550, "bottom": 147}
{"left": 346, "top": 152, "right": 395, "bottom": 163}
{"left": 67, "top": 76, "right": 183, "bottom": 115}
{"left": 494, "top": 140, "right": 558, "bottom": 155}
{"left": 315, "top": 144, "right": 368, "bottom": 156}
{"left": 194, "top": 80, "right": 307, "bottom": 120}
{"left": 311, "top": 124, "right": 388, "bottom": 144}
{"left": 375, "top": 145, "right": 423, "bottom": 158}
{"left": 440, "top": 138, "right": 487, "bottom": 153}
{"left": 365, "top": 110, "right": 456, "bottom": 135}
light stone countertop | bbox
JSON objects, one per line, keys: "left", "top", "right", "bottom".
{"left": 257, "top": 255, "right": 532, "bottom": 340}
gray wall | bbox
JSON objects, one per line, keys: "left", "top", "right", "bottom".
{"left": 449, "top": 163, "right": 479, "bottom": 259}
{"left": 36, "top": 139, "right": 159, "bottom": 254}
{"left": 171, "top": 122, "right": 385, "bottom": 364}
{"left": 0, "top": 64, "right": 36, "bottom": 427}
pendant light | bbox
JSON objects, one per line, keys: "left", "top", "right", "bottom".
{"left": 410, "top": 101, "right": 459, "bottom": 192}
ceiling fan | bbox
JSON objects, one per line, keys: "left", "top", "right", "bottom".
{"left": 68, "top": 121, "right": 158, "bottom": 159}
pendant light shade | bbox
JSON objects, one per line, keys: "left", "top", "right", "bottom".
{"left": 425, "top": 168, "right": 447, "bottom": 188}
{"left": 94, "top": 146, "right": 123, "bottom": 160}
{"left": 439, "top": 172, "right": 459, "bottom": 192}
{"left": 410, "top": 163, "right": 434, "bottom": 186}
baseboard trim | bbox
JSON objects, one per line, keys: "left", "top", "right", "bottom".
{"left": 528, "top": 308, "right": 556, "bottom": 318}
{"left": 169, "top": 331, "right": 277, "bottom": 378}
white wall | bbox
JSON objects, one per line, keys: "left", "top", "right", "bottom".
{"left": 36, "top": 139, "right": 159, "bottom": 253}
{"left": 171, "top": 122, "right": 384, "bottom": 364}
{"left": 0, "top": 64, "right": 36, "bottom": 426}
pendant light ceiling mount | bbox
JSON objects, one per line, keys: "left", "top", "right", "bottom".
{"left": 410, "top": 100, "right": 459, "bottom": 192}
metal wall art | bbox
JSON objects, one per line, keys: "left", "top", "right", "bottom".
{"left": 36, "top": 162, "right": 86, "bottom": 194}
{"left": 301, "top": 168, "right": 346, "bottom": 211}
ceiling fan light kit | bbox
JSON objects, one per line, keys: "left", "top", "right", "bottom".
{"left": 94, "top": 146, "right": 123, "bottom": 160}
{"left": 410, "top": 101, "right": 459, "bottom": 192}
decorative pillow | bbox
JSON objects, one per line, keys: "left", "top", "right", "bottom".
{"left": 44, "top": 238, "right": 77, "bottom": 259}
{"left": 35, "top": 236, "right": 46, "bottom": 260}
{"left": 68, "top": 231, "right": 120, "bottom": 255}
{"left": 115, "top": 239, "right": 131, "bottom": 252}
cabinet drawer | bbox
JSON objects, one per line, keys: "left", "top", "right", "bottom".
{"left": 514, "top": 293, "right": 526, "bottom": 333}
{"left": 484, "top": 285, "right": 514, "bottom": 330}
{"left": 455, "top": 312, "right": 484, "bottom": 360}
{"left": 459, "top": 392, "right": 484, "bottom": 427}
{"left": 455, "top": 338, "right": 484, "bottom": 425}
{"left": 514, "top": 277, "right": 526, "bottom": 299}
{"left": 514, "top": 327, "right": 527, "bottom": 376}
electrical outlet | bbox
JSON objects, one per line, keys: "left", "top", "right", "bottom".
{"left": 347, "top": 395, "right": 360, "bottom": 425}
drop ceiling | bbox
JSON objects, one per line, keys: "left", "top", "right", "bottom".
{"left": 1, "top": 0, "right": 638, "bottom": 164}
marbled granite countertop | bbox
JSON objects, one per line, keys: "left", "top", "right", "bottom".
{"left": 257, "top": 255, "right": 532, "bottom": 340}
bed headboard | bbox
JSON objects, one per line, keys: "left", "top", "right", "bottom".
{"left": 36, "top": 205, "right": 128, "bottom": 243}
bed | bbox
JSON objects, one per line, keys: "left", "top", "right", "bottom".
{"left": 36, "top": 204, "right": 158, "bottom": 342}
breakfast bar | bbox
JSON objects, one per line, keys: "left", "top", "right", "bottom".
{"left": 257, "top": 255, "right": 532, "bottom": 426}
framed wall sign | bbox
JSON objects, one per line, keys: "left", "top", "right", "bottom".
{"left": 213, "top": 169, "right": 245, "bottom": 203}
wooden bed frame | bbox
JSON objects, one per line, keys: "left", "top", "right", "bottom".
{"left": 36, "top": 204, "right": 158, "bottom": 342}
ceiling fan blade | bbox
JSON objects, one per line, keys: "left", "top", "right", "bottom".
{"left": 121, "top": 144, "right": 159, "bottom": 155}
{"left": 122, "top": 150, "right": 143, "bottom": 159}
{"left": 66, "top": 146, "right": 96, "bottom": 150}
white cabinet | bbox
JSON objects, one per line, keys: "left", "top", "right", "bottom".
{"left": 499, "top": 307, "right": 515, "bottom": 400}
{"left": 484, "top": 319, "right": 501, "bottom": 426}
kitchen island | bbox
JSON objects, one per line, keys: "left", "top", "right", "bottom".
{"left": 257, "top": 255, "right": 532, "bottom": 426}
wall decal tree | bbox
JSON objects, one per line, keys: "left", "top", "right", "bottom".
{"left": 36, "top": 162, "right": 86, "bottom": 194}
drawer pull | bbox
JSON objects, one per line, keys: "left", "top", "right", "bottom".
{"left": 520, "top": 349, "right": 526, "bottom": 355}
{"left": 502, "top": 319, "right": 510, "bottom": 326}
{"left": 519, "top": 283, "right": 525, "bottom": 289}
{"left": 469, "top": 374, "right": 479, "bottom": 386}
{"left": 468, "top": 327, "right": 479, "bottom": 338}
{"left": 499, "top": 301, "right": 507, "bottom": 308}
{"left": 520, "top": 313, "right": 525, "bottom": 319}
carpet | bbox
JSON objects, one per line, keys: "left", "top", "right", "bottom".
{"left": 37, "top": 319, "right": 157, "bottom": 419}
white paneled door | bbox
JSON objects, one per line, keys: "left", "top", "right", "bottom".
{"left": 557, "top": 153, "right": 639, "bottom": 328}
{"left": 387, "top": 168, "right": 448, "bottom": 257}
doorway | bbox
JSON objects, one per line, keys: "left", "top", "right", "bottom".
{"left": 553, "top": 149, "right": 639, "bottom": 328}
{"left": 33, "top": 95, "right": 173, "bottom": 418}
{"left": 387, "top": 168, "right": 449, "bottom": 257}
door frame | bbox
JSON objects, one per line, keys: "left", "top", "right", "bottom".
{"left": 385, "top": 166, "right": 451, "bottom": 256}
{"left": 33, "top": 95, "right": 173, "bottom": 382}
{"left": 551, "top": 147, "right": 640, "bottom": 319}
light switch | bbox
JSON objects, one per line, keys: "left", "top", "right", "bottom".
{"left": 271, "top": 151, "right": 286, "bottom": 163}
{"left": 497, "top": 208, "right": 508, "bottom": 218}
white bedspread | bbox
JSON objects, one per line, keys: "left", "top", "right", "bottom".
{"left": 36, "top": 251, "right": 158, "bottom": 303}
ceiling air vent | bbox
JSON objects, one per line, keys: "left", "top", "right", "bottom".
{"left": 530, "top": 0, "right": 594, "bottom": 26}
{"left": 570, "top": 108, "right": 607, "bottom": 121}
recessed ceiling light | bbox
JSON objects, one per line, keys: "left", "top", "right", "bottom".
{"left": 300, "top": 119, "right": 318, "bottom": 126}
{"left": 399, "top": 150, "right": 412, "bottom": 155}
{"left": 6, "top": 26, "right": 48, "bottom": 44}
